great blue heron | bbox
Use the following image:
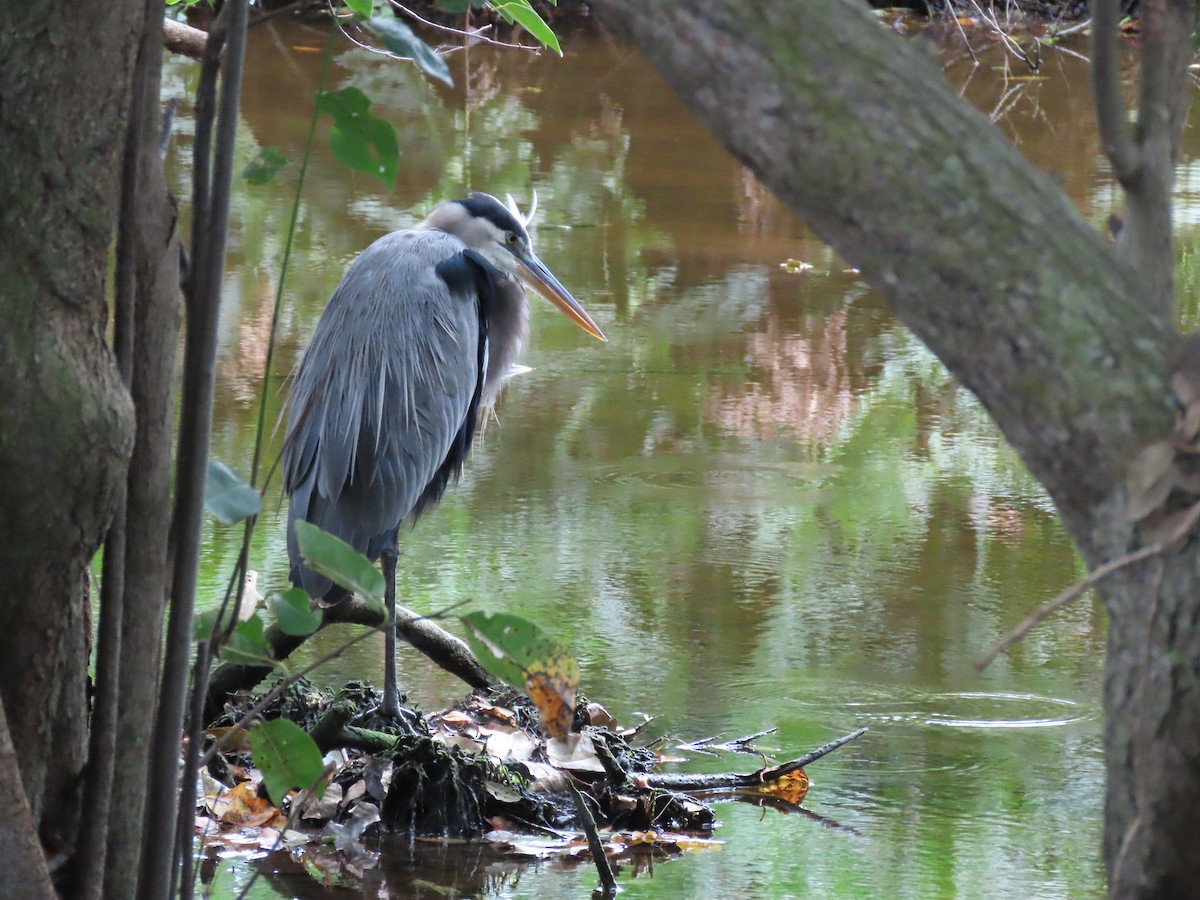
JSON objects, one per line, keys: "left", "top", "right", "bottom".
{"left": 283, "top": 192, "right": 605, "bottom": 718}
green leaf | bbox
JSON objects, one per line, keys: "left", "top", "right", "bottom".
{"left": 242, "top": 146, "right": 289, "bottom": 185}
{"left": 204, "top": 461, "right": 262, "bottom": 525}
{"left": 194, "top": 607, "right": 221, "bottom": 642}
{"left": 491, "top": 0, "right": 561, "bottom": 56}
{"left": 315, "top": 87, "right": 399, "bottom": 190}
{"left": 218, "top": 615, "right": 276, "bottom": 667}
{"left": 292, "top": 520, "right": 386, "bottom": 606}
{"left": 343, "top": 0, "right": 374, "bottom": 17}
{"left": 460, "top": 611, "right": 580, "bottom": 739}
{"left": 250, "top": 719, "right": 326, "bottom": 804}
{"left": 435, "top": 0, "right": 489, "bottom": 11}
{"left": 271, "top": 587, "right": 324, "bottom": 636}
{"left": 461, "top": 611, "right": 529, "bottom": 688}
{"left": 369, "top": 18, "right": 454, "bottom": 87}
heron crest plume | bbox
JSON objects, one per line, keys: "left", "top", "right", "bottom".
{"left": 505, "top": 190, "right": 538, "bottom": 228}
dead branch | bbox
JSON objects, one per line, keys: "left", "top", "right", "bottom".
{"left": 645, "top": 727, "right": 868, "bottom": 792}
{"left": 164, "top": 18, "right": 208, "bottom": 60}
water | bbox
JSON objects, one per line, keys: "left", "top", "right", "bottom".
{"left": 163, "top": 19, "right": 1123, "bottom": 898}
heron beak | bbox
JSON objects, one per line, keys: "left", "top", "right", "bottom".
{"left": 515, "top": 252, "right": 607, "bottom": 342}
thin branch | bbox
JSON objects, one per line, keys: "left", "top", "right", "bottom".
{"left": 1091, "top": 0, "right": 1139, "bottom": 180}
{"left": 569, "top": 782, "right": 617, "bottom": 895}
{"left": 967, "top": 0, "right": 1039, "bottom": 71}
{"left": 139, "top": 3, "right": 249, "bottom": 898}
{"left": 1049, "top": 16, "right": 1091, "bottom": 38}
{"left": 176, "top": 642, "right": 214, "bottom": 900}
{"left": 389, "top": 1, "right": 539, "bottom": 52}
{"left": 975, "top": 499, "right": 1200, "bottom": 672}
{"left": 945, "top": 0, "right": 979, "bottom": 67}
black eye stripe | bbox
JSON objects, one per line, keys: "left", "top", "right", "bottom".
{"left": 458, "top": 192, "right": 529, "bottom": 243}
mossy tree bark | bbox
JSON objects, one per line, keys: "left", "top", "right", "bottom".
{"left": 595, "top": 1, "right": 1197, "bottom": 895}
{"left": 0, "top": 0, "right": 139, "bottom": 869}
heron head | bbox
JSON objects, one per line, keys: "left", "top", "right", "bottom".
{"left": 429, "top": 192, "right": 606, "bottom": 342}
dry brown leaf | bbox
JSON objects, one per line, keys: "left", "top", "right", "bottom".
{"left": 343, "top": 779, "right": 367, "bottom": 806}
{"left": 521, "top": 761, "right": 570, "bottom": 792}
{"left": 212, "top": 781, "right": 279, "bottom": 828}
{"left": 298, "top": 781, "right": 343, "bottom": 821}
{"left": 483, "top": 728, "right": 538, "bottom": 762}
{"left": 435, "top": 732, "right": 486, "bottom": 755}
{"left": 204, "top": 725, "right": 252, "bottom": 753}
{"left": 754, "top": 768, "right": 810, "bottom": 805}
{"left": 1126, "top": 440, "right": 1176, "bottom": 522}
{"left": 585, "top": 702, "right": 617, "bottom": 729}
{"left": 545, "top": 733, "right": 607, "bottom": 774}
{"left": 436, "top": 710, "right": 472, "bottom": 729}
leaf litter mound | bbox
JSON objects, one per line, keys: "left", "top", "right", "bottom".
{"left": 197, "top": 678, "right": 864, "bottom": 890}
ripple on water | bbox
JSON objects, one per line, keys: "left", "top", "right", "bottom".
{"left": 846, "top": 689, "right": 1092, "bottom": 730}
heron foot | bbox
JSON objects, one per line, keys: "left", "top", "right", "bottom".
{"left": 354, "top": 695, "right": 423, "bottom": 736}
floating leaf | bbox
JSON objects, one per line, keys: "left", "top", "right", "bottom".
{"left": 250, "top": 718, "right": 327, "bottom": 805}
{"left": 243, "top": 146, "right": 289, "bottom": 185}
{"left": 369, "top": 18, "right": 454, "bottom": 87}
{"left": 271, "top": 587, "right": 324, "bottom": 636}
{"left": 204, "top": 461, "right": 262, "bottom": 525}
{"left": 315, "top": 87, "right": 399, "bottom": 190}
{"left": 491, "top": 0, "right": 561, "bottom": 55}
{"left": 461, "top": 611, "right": 579, "bottom": 739}
{"left": 218, "top": 615, "right": 276, "bottom": 667}
{"left": 292, "top": 520, "right": 386, "bottom": 606}
{"left": 342, "top": 0, "right": 374, "bottom": 17}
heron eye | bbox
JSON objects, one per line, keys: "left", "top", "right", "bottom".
{"left": 506, "top": 232, "right": 518, "bottom": 245}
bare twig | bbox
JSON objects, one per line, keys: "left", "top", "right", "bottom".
{"left": 967, "top": 0, "right": 1039, "bottom": 70}
{"left": 1049, "top": 17, "right": 1091, "bottom": 38}
{"left": 945, "top": 0, "right": 979, "bottom": 66}
{"left": 975, "top": 499, "right": 1200, "bottom": 672}
{"left": 676, "top": 727, "right": 778, "bottom": 756}
{"left": 389, "top": 0, "right": 539, "bottom": 52}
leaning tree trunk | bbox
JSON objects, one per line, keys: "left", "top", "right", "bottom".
{"left": 0, "top": 0, "right": 138, "bottom": 871}
{"left": 596, "top": 1, "right": 1197, "bottom": 895}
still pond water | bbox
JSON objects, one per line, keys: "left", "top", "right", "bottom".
{"left": 160, "top": 17, "right": 1196, "bottom": 899}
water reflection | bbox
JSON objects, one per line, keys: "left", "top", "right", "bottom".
{"left": 164, "top": 22, "right": 1117, "bottom": 899}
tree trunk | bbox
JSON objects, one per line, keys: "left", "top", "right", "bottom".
{"left": 0, "top": 0, "right": 138, "bottom": 855}
{"left": 594, "top": 1, "right": 1197, "bottom": 895}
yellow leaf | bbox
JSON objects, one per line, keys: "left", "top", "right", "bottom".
{"left": 755, "top": 768, "right": 810, "bottom": 805}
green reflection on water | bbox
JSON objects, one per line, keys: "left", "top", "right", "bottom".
{"left": 166, "top": 23, "right": 1115, "bottom": 900}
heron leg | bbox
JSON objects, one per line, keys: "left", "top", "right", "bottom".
{"left": 379, "top": 536, "right": 401, "bottom": 720}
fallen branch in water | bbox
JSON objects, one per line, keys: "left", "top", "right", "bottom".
{"left": 644, "top": 727, "right": 868, "bottom": 792}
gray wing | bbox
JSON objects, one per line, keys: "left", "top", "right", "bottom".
{"left": 283, "top": 229, "right": 485, "bottom": 600}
